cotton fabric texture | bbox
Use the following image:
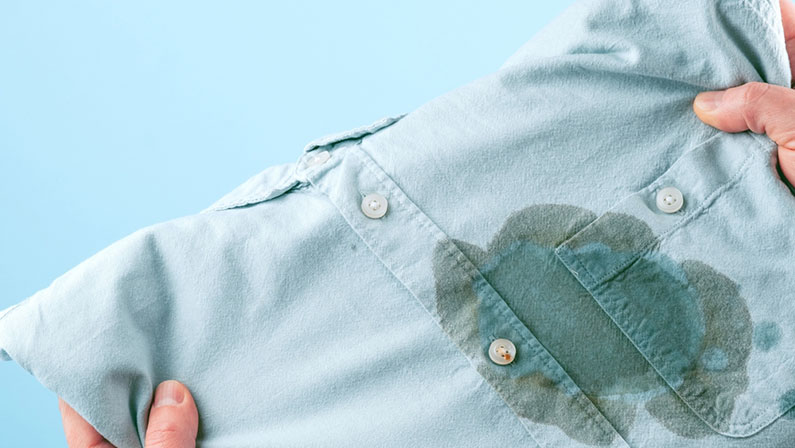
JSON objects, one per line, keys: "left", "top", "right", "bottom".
{"left": 2, "top": 0, "right": 795, "bottom": 446}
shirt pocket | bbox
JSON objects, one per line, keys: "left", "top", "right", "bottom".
{"left": 553, "top": 131, "right": 795, "bottom": 438}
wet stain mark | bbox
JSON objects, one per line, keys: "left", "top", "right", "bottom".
{"left": 753, "top": 321, "right": 782, "bottom": 352}
{"left": 432, "top": 203, "right": 757, "bottom": 444}
{"left": 779, "top": 389, "right": 795, "bottom": 420}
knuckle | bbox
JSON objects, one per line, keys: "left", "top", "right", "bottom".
{"left": 741, "top": 82, "right": 771, "bottom": 106}
{"left": 739, "top": 82, "right": 772, "bottom": 133}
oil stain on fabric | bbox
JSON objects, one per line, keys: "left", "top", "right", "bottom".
{"left": 432, "top": 203, "right": 755, "bottom": 445}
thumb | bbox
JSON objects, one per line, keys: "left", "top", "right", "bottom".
{"left": 693, "top": 82, "right": 795, "bottom": 187}
{"left": 144, "top": 380, "right": 199, "bottom": 448}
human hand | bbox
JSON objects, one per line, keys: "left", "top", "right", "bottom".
{"left": 693, "top": 0, "right": 795, "bottom": 186}
{"left": 59, "top": 380, "right": 199, "bottom": 448}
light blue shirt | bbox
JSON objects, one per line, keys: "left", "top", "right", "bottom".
{"left": 2, "top": 0, "right": 795, "bottom": 446}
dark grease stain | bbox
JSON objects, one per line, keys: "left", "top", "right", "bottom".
{"left": 432, "top": 203, "right": 755, "bottom": 444}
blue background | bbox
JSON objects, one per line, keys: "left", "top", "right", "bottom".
{"left": 0, "top": 1, "right": 574, "bottom": 444}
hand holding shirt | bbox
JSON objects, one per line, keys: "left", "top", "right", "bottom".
{"left": 3, "top": 0, "right": 795, "bottom": 447}
{"left": 692, "top": 0, "right": 795, "bottom": 193}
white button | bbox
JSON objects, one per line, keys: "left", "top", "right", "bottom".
{"left": 304, "top": 150, "right": 330, "bottom": 167}
{"left": 656, "top": 186, "right": 684, "bottom": 213}
{"left": 488, "top": 338, "right": 516, "bottom": 365}
{"left": 361, "top": 193, "right": 388, "bottom": 219}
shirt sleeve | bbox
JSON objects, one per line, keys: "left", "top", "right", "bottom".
{"left": 0, "top": 225, "right": 168, "bottom": 447}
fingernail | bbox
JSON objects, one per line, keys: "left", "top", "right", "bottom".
{"left": 694, "top": 90, "right": 724, "bottom": 111}
{"left": 153, "top": 381, "right": 185, "bottom": 408}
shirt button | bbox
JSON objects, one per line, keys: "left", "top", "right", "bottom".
{"left": 656, "top": 186, "right": 684, "bottom": 213}
{"left": 361, "top": 193, "right": 388, "bottom": 219}
{"left": 488, "top": 338, "right": 516, "bottom": 365}
{"left": 304, "top": 150, "right": 330, "bottom": 167}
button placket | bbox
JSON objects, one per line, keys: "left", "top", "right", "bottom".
{"left": 302, "top": 142, "right": 629, "bottom": 448}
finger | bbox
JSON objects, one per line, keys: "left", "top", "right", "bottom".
{"left": 693, "top": 82, "right": 795, "bottom": 138}
{"left": 59, "top": 397, "right": 114, "bottom": 448}
{"left": 144, "top": 380, "right": 199, "bottom": 448}
{"left": 781, "top": 0, "right": 795, "bottom": 83}
{"left": 693, "top": 82, "right": 795, "bottom": 185}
